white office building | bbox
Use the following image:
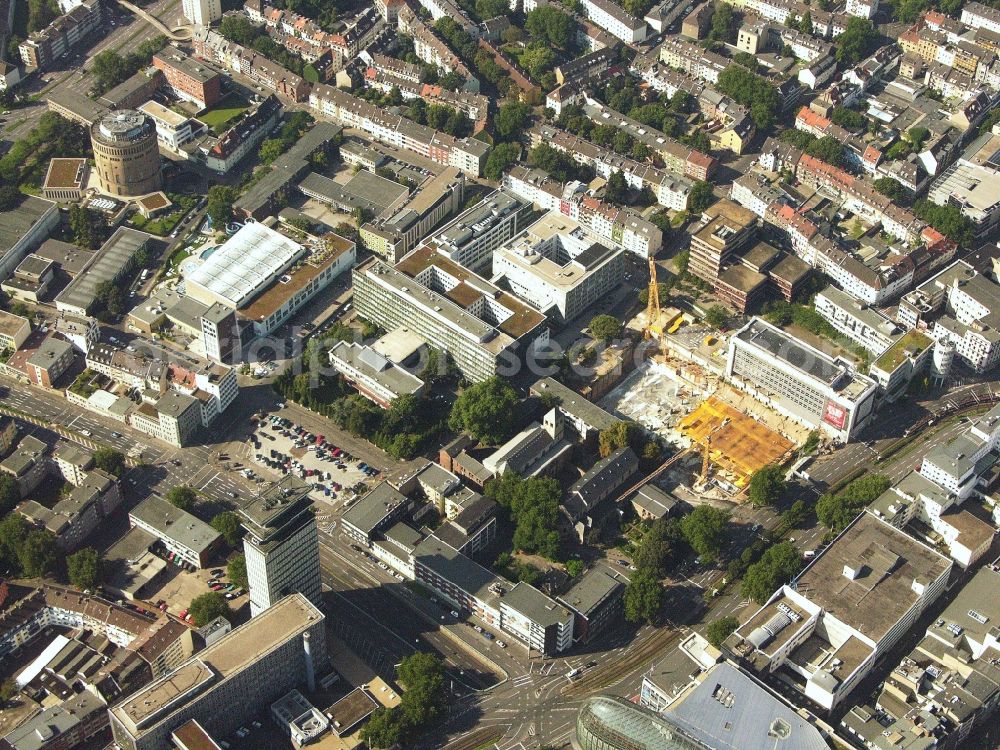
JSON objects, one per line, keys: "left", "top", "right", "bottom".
{"left": 239, "top": 476, "right": 322, "bottom": 617}
{"left": 726, "top": 512, "right": 951, "bottom": 711}
{"left": 725, "top": 318, "right": 879, "bottom": 442}
{"left": 813, "top": 287, "right": 902, "bottom": 356}
{"left": 182, "top": 0, "right": 221, "bottom": 25}
{"left": 491, "top": 213, "right": 624, "bottom": 322}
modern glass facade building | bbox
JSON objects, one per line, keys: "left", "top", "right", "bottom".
{"left": 574, "top": 696, "right": 709, "bottom": 750}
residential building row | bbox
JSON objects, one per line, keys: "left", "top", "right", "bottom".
{"left": 19, "top": 0, "right": 102, "bottom": 71}
{"left": 503, "top": 165, "right": 663, "bottom": 258}
{"left": 528, "top": 124, "right": 695, "bottom": 211}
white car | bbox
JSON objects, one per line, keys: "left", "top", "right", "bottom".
{"left": 496, "top": 640, "right": 506, "bottom": 648}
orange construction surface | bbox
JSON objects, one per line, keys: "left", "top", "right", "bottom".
{"left": 679, "top": 396, "right": 794, "bottom": 485}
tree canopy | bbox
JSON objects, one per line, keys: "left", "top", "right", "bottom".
{"left": 189, "top": 592, "right": 231, "bottom": 626}
{"left": 206, "top": 185, "right": 236, "bottom": 227}
{"left": 706, "top": 615, "right": 739, "bottom": 647}
{"left": 166, "top": 486, "right": 197, "bottom": 513}
{"left": 211, "top": 512, "right": 244, "bottom": 548}
{"left": 632, "top": 517, "right": 685, "bottom": 576}
{"left": 836, "top": 18, "right": 879, "bottom": 65}
{"left": 740, "top": 541, "right": 803, "bottom": 604}
{"left": 747, "top": 464, "right": 786, "bottom": 507}
{"left": 816, "top": 473, "right": 891, "bottom": 532}
{"left": 716, "top": 66, "right": 780, "bottom": 131}
{"left": 486, "top": 473, "right": 562, "bottom": 559}
{"left": 92, "top": 448, "right": 126, "bottom": 478}
{"left": 494, "top": 101, "right": 532, "bottom": 142}
{"left": 0, "top": 476, "right": 18, "bottom": 516}
{"left": 681, "top": 505, "right": 729, "bottom": 562}
{"left": 589, "top": 314, "right": 623, "bottom": 343}
{"left": 704, "top": 305, "right": 728, "bottom": 329}
{"left": 67, "top": 547, "right": 102, "bottom": 590}
{"left": 914, "top": 200, "right": 974, "bottom": 247}
{"left": 525, "top": 5, "right": 576, "bottom": 48}
{"left": 874, "top": 177, "right": 907, "bottom": 203}
{"left": 624, "top": 569, "right": 663, "bottom": 624}
{"left": 449, "top": 376, "right": 520, "bottom": 444}
{"left": 598, "top": 421, "right": 643, "bottom": 458}
{"left": 484, "top": 142, "right": 521, "bottom": 181}
{"left": 228, "top": 553, "right": 248, "bottom": 590}
{"left": 361, "top": 707, "right": 406, "bottom": 748}
{"left": 688, "top": 180, "right": 716, "bottom": 213}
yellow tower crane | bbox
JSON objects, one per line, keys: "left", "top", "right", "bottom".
{"left": 644, "top": 257, "right": 668, "bottom": 358}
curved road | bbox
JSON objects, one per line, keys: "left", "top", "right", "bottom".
{"left": 118, "top": 0, "right": 193, "bottom": 41}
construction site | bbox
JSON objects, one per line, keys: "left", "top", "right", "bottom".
{"left": 600, "top": 261, "right": 805, "bottom": 504}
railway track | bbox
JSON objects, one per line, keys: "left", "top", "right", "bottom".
{"left": 562, "top": 626, "right": 682, "bottom": 697}
{"left": 443, "top": 726, "right": 506, "bottom": 750}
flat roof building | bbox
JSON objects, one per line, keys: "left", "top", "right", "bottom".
{"left": 128, "top": 494, "right": 222, "bottom": 568}
{"left": 41, "top": 157, "right": 89, "bottom": 202}
{"left": 928, "top": 131, "right": 1000, "bottom": 242}
{"left": 726, "top": 512, "right": 952, "bottom": 711}
{"left": 353, "top": 246, "right": 548, "bottom": 383}
{"left": 491, "top": 213, "right": 625, "bottom": 322}
{"left": 557, "top": 566, "right": 626, "bottom": 643}
{"left": 239, "top": 476, "right": 322, "bottom": 616}
{"left": 109, "top": 593, "right": 327, "bottom": 750}
{"left": 0, "top": 195, "right": 60, "bottom": 281}
{"left": 54, "top": 227, "right": 152, "bottom": 316}
{"left": 328, "top": 340, "right": 426, "bottom": 408}
{"left": 726, "top": 317, "right": 879, "bottom": 442}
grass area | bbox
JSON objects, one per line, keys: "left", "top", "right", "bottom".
{"left": 130, "top": 193, "right": 198, "bottom": 236}
{"left": 873, "top": 329, "right": 934, "bottom": 372}
{"left": 198, "top": 93, "right": 250, "bottom": 135}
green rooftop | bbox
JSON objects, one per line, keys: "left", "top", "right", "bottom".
{"left": 873, "top": 329, "right": 933, "bottom": 372}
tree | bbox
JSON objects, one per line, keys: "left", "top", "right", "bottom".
{"left": 66, "top": 547, "right": 102, "bottom": 590}
{"left": 361, "top": 707, "right": 406, "bottom": 748}
{"left": 710, "top": 1, "right": 738, "bottom": 43}
{"left": 589, "top": 314, "right": 623, "bottom": 342}
{"left": 495, "top": 101, "right": 531, "bottom": 141}
{"left": 798, "top": 9, "right": 813, "bottom": 33}
{"left": 211, "top": 512, "right": 244, "bottom": 547}
{"left": 484, "top": 142, "right": 520, "bottom": 181}
{"left": 748, "top": 464, "right": 785, "bottom": 507}
{"left": 624, "top": 569, "right": 663, "bottom": 624}
{"left": 449, "top": 376, "right": 520, "bottom": 444}
{"left": 632, "top": 517, "right": 676, "bottom": 576}
{"left": 836, "top": 18, "right": 878, "bottom": 65}
{"left": 476, "top": 0, "right": 509, "bottom": 17}
{"left": 188, "top": 592, "right": 231, "bottom": 626}
{"left": 206, "top": 185, "right": 235, "bottom": 226}
{"left": 914, "top": 200, "right": 974, "bottom": 247}
{"left": 166, "top": 485, "right": 197, "bottom": 513}
{"left": 681, "top": 505, "right": 729, "bottom": 562}
{"left": 688, "top": 180, "right": 715, "bottom": 213}
{"left": 566, "top": 558, "right": 584, "bottom": 577}
{"left": 599, "top": 421, "right": 642, "bottom": 458}
{"left": 874, "top": 176, "right": 907, "bottom": 202}
{"left": 525, "top": 6, "right": 575, "bottom": 49}
{"left": 704, "top": 305, "right": 728, "bottom": 329}
{"left": 0, "top": 677, "right": 15, "bottom": 707}
{"left": 816, "top": 474, "right": 891, "bottom": 532}
{"left": 486, "top": 474, "right": 562, "bottom": 559}
{"left": 604, "top": 170, "right": 629, "bottom": 204}
{"left": 68, "top": 205, "right": 103, "bottom": 250}
{"left": 228, "top": 553, "right": 248, "bottom": 590}
{"left": 18, "top": 529, "right": 59, "bottom": 578}
{"left": 717, "top": 66, "right": 780, "bottom": 131}
{"left": 831, "top": 106, "right": 865, "bottom": 131}
{"left": 740, "top": 541, "right": 803, "bottom": 604}
{"left": 805, "top": 135, "right": 846, "bottom": 167}
{"left": 706, "top": 615, "right": 739, "bottom": 648}
{"left": 0, "top": 513, "right": 28, "bottom": 573}
{"left": 397, "top": 652, "right": 446, "bottom": 726}
{"left": 0, "top": 475, "right": 18, "bottom": 515}
{"left": 92, "top": 447, "right": 125, "bottom": 478}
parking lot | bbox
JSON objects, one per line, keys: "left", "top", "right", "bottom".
{"left": 250, "top": 415, "right": 379, "bottom": 506}
{"left": 139, "top": 558, "right": 247, "bottom": 621}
